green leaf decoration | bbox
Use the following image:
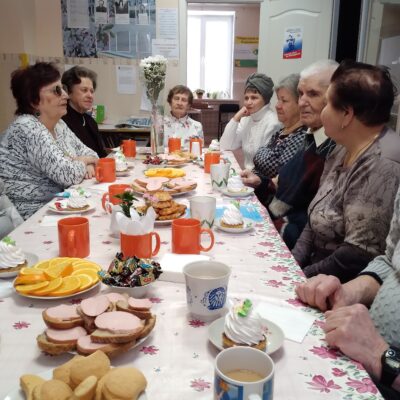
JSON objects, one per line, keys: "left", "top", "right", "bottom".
{"left": 2, "top": 236, "right": 15, "bottom": 246}
{"left": 237, "top": 299, "right": 252, "bottom": 317}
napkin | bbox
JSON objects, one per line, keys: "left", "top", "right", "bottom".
{"left": 88, "top": 182, "right": 110, "bottom": 192}
{"left": 115, "top": 207, "right": 156, "bottom": 235}
{"left": 0, "top": 280, "right": 13, "bottom": 298}
{"left": 255, "top": 301, "right": 316, "bottom": 343}
{"left": 40, "top": 215, "right": 74, "bottom": 227}
{"left": 158, "top": 253, "right": 211, "bottom": 283}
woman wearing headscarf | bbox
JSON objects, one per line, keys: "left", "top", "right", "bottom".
{"left": 219, "top": 73, "right": 280, "bottom": 170}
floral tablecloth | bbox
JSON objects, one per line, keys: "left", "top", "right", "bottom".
{"left": 0, "top": 152, "right": 383, "bottom": 399}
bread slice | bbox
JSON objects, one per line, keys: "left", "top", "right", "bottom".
{"left": 137, "top": 315, "right": 156, "bottom": 340}
{"left": 36, "top": 333, "right": 76, "bottom": 355}
{"left": 77, "top": 305, "right": 97, "bottom": 333}
{"left": 42, "top": 309, "right": 84, "bottom": 330}
{"left": 77, "top": 337, "right": 137, "bottom": 357}
{"left": 116, "top": 300, "right": 152, "bottom": 320}
{"left": 90, "top": 329, "right": 142, "bottom": 344}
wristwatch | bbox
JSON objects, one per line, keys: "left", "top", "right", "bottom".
{"left": 381, "top": 346, "right": 400, "bottom": 386}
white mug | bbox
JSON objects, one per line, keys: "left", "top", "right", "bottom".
{"left": 109, "top": 204, "right": 123, "bottom": 238}
{"left": 210, "top": 163, "right": 233, "bottom": 191}
{"left": 215, "top": 347, "right": 274, "bottom": 400}
{"left": 183, "top": 261, "right": 231, "bottom": 321}
{"left": 191, "top": 141, "right": 201, "bottom": 157}
{"left": 190, "top": 195, "right": 216, "bottom": 228}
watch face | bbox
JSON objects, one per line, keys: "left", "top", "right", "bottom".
{"left": 387, "top": 358, "right": 400, "bottom": 369}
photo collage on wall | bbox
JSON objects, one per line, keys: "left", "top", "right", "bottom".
{"left": 61, "top": 0, "right": 156, "bottom": 58}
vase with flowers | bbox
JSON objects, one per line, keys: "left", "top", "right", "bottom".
{"left": 139, "top": 55, "right": 168, "bottom": 155}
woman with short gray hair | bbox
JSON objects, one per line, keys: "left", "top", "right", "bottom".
{"left": 220, "top": 73, "right": 280, "bottom": 170}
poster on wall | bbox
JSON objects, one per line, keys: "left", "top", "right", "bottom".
{"left": 283, "top": 27, "right": 303, "bottom": 59}
{"left": 234, "top": 36, "right": 258, "bottom": 67}
{"left": 61, "top": 0, "right": 156, "bottom": 59}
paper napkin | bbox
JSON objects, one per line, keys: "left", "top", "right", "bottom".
{"left": 255, "top": 301, "right": 316, "bottom": 343}
{"left": 40, "top": 215, "right": 74, "bottom": 227}
{"left": 158, "top": 253, "right": 211, "bottom": 283}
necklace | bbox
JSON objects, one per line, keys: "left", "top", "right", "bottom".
{"left": 343, "top": 133, "right": 379, "bottom": 167}
{"left": 82, "top": 115, "right": 86, "bottom": 127}
{"left": 281, "top": 121, "right": 302, "bottom": 135}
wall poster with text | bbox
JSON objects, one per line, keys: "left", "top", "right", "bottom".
{"left": 283, "top": 27, "right": 303, "bottom": 59}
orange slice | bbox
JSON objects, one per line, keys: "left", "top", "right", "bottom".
{"left": 15, "top": 281, "right": 49, "bottom": 294}
{"left": 71, "top": 268, "right": 100, "bottom": 282}
{"left": 71, "top": 261, "right": 102, "bottom": 271}
{"left": 32, "top": 277, "right": 63, "bottom": 295}
{"left": 19, "top": 267, "right": 45, "bottom": 276}
{"left": 14, "top": 274, "right": 47, "bottom": 285}
{"left": 44, "top": 259, "right": 73, "bottom": 280}
{"left": 74, "top": 274, "right": 94, "bottom": 291}
{"left": 47, "top": 276, "right": 81, "bottom": 296}
{"left": 32, "top": 260, "right": 51, "bottom": 270}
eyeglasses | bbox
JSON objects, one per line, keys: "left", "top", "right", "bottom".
{"left": 43, "top": 85, "right": 68, "bottom": 96}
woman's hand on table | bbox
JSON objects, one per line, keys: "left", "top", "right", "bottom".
{"left": 324, "top": 304, "right": 388, "bottom": 379}
{"left": 233, "top": 106, "right": 250, "bottom": 122}
{"left": 240, "top": 170, "right": 261, "bottom": 188}
{"left": 295, "top": 274, "right": 354, "bottom": 311}
{"left": 85, "top": 164, "right": 96, "bottom": 179}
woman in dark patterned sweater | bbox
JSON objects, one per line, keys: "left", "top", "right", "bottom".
{"left": 240, "top": 73, "right": 307, "bottom": 205}
{"left": 0, "top": 62, "right": 98, "bottom": 219}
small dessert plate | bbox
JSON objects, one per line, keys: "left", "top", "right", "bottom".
{"left": 47, "top": 200, "right": 95, "bottom": 214}
{"left": 220, "top": 187, "right": 255, "bottom": 198}
{"left": 3, "top": 369, "right": 148, "bottom": 400}
{"left": 0, "top": 252, "right": 39, "bottom": 279}
{"left": 208, "top": 316, "right": 284, "bottom": 355}
{"left": 115, "top": 169, "right": 131, "bottom": 177}
{"left": 215, "top": 218, "right": 254, "bottom": 233}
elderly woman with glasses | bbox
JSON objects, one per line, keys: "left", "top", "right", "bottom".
{"left": 220, "top": 73, "right": 280, "bottom": 170}
{"left": 62, "top": 66, "right": 107, "bottom": 157}
{"left": 0, "top": 62, "right": 98, "bottom": 219}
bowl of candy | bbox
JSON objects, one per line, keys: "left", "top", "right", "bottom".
{"left": 99, "top": 253, "right": 163, "bottom": 298}
{"left": 143, "top": 155, "right": 167, "bottom": 169}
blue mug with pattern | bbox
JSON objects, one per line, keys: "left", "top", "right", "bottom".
{"left": 215, "top": 347, "right": 274, "bottom": 400}
{"left": 183, "top": 261, "right": 231, "bottom": 321}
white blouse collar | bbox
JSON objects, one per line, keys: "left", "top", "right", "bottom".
{"left": 169, "top": 113, "right": 189, "bottom": 123}
{"left": 250, "top": 104, "right": 271, "bottom": 122}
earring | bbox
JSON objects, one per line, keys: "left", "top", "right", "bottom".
{"left": 34, "top": 110, "right": 40, "bottom": 118}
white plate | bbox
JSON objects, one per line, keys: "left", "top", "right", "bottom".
{"left": 115, "top": 170, "right": 131, "bottom": 177}
{"left": 208, "top": 317, "right": 284, "bottom": 355}
{"left": 0, "top": 252, "right": 39, "bottom": 279}
{"left": 3, "top": 368, "right": 147, "bottom": 400}
{"left": 155, "top": 215, "right": 186, "bottom": 225}
{"left": 13, "top": 281, "right": 100, "bottom": 300}
{"left": 220, "top": 187, "right": 255, "bottom": 198}
{"left": 132, "top": 189, "right": 196, "bottom": 198}
{"left": 47, "top": 200, "right": 95, "bottom": 214}
{"left": 215, "top": 218, "right": 254, "bottom": 233}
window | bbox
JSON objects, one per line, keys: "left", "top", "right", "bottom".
{"left": 187, "top": 11, "right": 235, "bottom": 97}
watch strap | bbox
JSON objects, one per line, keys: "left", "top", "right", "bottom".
{"left": 381, "top": 346, "right": 400, "bottom": 387}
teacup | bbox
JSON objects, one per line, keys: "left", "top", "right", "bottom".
{"left": 58, "top": 217, "right": 90, "bottom": 258}
{"left": 183, "top": 260, "right": 231, "bottom": 320}
{"left": 95, "top": 158, "right": 116, "bottom": 183}
{"left": 210, "top": 163, "right": 234, "bottom": 191}
{"left": 120, "top": 232, "right": 161, "bottom": 258}
{"left": 102, "top": 184, "right": 131, "bottom": 213}
{"left": 121, "top": 139, "right": 136, "bottom": 158}
{"left": 204, "top": 152, "right": 221, "bottom": 173}
{"left": 214, "top": 347, "right": 275, "bottom": 400}
{"left": 190, "top": 196, "right": 216, "bottom": 228}
{"left": 171, "top": 218, "right": 214, "bottom": 254}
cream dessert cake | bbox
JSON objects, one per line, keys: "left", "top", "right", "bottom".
{"left": 220, "top": 203, "right": 244, "bottom": 228}
{"left": 0, "top": 236, "right": 27, "bottom": 274}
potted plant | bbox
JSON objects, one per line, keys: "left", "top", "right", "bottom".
{"left": 195, "top": 89, "right": 205, "bottom": 99}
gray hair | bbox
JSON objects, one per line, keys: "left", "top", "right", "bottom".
{"left": 300, "top": 59, "right": 339, "bottom": 87}
{"left": 275, "top": 73, "right": 300, "bottom": 101}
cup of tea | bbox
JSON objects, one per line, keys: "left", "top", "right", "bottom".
{"left": 171, "top": 218, "right": 214, "bottom": 254}
{"left": 183, "top": 260, "right": 230, "bottom": 320}
{"left": 120, "top": 232, "right": 161, "bottom": 258}
{"left": 168, "top": 137, "right": 181, "bottom": 153}
{"left": 102, "top": 184, "right": 131, "bottom": 213}
{"left": 204, "top": 152, "right": 221, "bottom": 173}
{"left": 190, "top": 196, "right": 216, "bottom": 228}
{"left": 95, "top": 158, "right": 116, "bottom": 183}
{"left": 121, "top": 139, "right": 136, "bottom": 158}
{"left": 214, "top": 347, "right": 275, "bottom": 400}
{"left": 58, "top": 217, "right": 90, "bottom": 258}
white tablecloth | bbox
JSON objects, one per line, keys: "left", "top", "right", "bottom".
{"left": 0, "top": 152, "right": 383, "bottom": 399}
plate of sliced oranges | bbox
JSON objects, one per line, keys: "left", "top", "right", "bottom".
{"left": 13, "top": 257, "right": 102, "bottom": 299}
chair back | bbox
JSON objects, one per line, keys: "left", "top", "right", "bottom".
{"left": 218, "top": 103, "right": 240, "bottom": 138}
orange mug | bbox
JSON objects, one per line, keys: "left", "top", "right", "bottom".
{"left": 204, "top": 152, "right": 221, "bottom": 173}
{"left": 58, "top": 217, "right": 90, "bottom": 258}
{"left": 120, "top": 232, "right": 161, "bottom": 258}
{"left": 121, "top": 139, "right": 136, "bottom": 158}
{"left": 172, "top": 218, "right": 214, "bottom": 254}
{"left": 190, "top": 138, "right": 202, "bottom": 154}
{"left": 168, "top": 137, "right": 181, "bottom": 153}
{"left": 95, "top": 158, "right": 116, "bottom": 183}
{"left": 102, "top": 184, "right": 131, "bottom": 213}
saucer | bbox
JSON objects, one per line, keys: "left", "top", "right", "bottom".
{"left": 220, "top": 187, "right": 255, "bottom": 198}
{"left": 208, "top": 316, "right": 284, "bottom": 355}
{"left": 215, "top": 218, "right": 254, "bottom": 233}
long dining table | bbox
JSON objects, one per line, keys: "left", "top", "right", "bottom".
{"left": 0, "top": 151, "right": 384, "bottom": 400}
